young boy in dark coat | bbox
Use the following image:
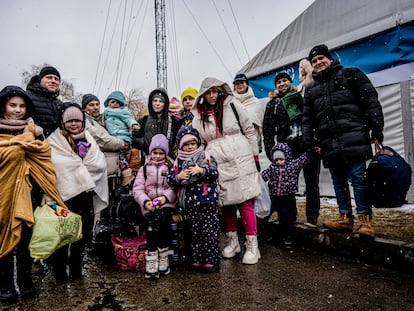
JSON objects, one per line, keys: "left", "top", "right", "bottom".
{"left": 167, "top": 126, "right": 220, "bottom": 272}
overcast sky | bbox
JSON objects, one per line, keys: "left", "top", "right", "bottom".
{"left": 0, "top": 0, "right": 314, "bottom": 101}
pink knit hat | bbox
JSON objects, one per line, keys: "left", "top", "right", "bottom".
{"left": 179, "top": 134, "right": 198, "bottom": 148}
{"left": 62, "top": 106, "right": 84, "bottom": 123}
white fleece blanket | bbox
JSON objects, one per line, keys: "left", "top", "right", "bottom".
{"left": 48, "top": 129, "right": 109, "bottom": 214}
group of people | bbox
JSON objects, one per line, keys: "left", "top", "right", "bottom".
{"left": 0, "top": 43, "right": 384, "bottom": 301}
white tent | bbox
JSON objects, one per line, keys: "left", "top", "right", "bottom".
{"left": 240, "top": 0, "right": 414, "bottom": 202}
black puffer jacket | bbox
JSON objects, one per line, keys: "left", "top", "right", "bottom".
{"left": 302, "top": 60, "right": 384, "bottom": 168}
{"left": 26, "top": 75, "right": 63, "bottom": 137}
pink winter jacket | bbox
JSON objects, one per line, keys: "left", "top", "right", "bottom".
{"left": 132, "top": 158, "right": 177, "bottom": 216}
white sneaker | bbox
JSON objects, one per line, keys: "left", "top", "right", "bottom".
{"left": 242, "top": 235, "right": 261, "bottom": 265}
{"left": 158, "top": 247, "right": 170, "bottom": 276}
{"left": 303, "top": 222, "right": 317, "bottom": 228}
{"left": 222, "top": 231, "right": 241, "bottom": 258}
{"left": 145, "top": 250, "right": 159, "bottom": 279}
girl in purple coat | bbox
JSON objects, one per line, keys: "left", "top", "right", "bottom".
{"left": 132, "top": 134, "right": 177, "bottom": 279}
{"left": 261, "top": 143, "right": 309, "bottom": 249}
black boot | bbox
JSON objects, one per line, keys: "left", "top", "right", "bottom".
{"left": 16, "top": 255, "right": 36, "bottom": 299}
{"left": 50, "top": 247, "right": 68, "bottom": 283}
{"left": 0, "top": 255, "right": 18, "bottom": 303}
{"left": 68, "top": 242, "right": 84, "bottom": 280}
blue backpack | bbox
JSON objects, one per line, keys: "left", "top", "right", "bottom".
{"left": 366, "top": 145, "right": 412, "bottom": 208}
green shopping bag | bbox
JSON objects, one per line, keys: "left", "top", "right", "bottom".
{"left": 29, "top": 202, "right": 82, "bottom": 261}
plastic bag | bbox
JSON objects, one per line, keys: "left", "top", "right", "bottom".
{"left": 254, "top": 175, "right": 271, "bottom": 218}
{"left": 29, "top": 202, "right": 83, "bottom": 261}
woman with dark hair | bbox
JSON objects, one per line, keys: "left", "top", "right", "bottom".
{"left": 47, "top": 103, "right": 108, "bottom": 282}
{"left": 0, "top": 86, "right": 64, "bottom": 302}
{"left": 192, "top": 77, "right": 261, "bottom": 265}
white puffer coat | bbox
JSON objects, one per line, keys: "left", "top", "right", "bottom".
{"left": 192, "top": 77, "right": 260, "bottom": 206}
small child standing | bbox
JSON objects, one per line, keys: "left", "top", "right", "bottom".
{"left": 167, "top": 126, "right": 220, "bottom": 272}
{"left": 132, "top": 134, "right": 177, "bottom": 279}
{"left": 104, "top": 91, "right": 140, "bottom": 185}
{"left": 261, "top": 142, "right": 309, "bottom": 249}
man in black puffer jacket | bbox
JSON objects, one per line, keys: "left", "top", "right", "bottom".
{"left": 302, "top": 44, "right": 384, "bottom": 237}
{"left": 26, "top": 66, "right": 63, "bottom": 138}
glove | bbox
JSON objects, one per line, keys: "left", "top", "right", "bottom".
{"left": 77, "top": 141, "right": 91, "bottom": 158}
{"left": 144, "top": 200, "right": 153, "bottom": 211}
{"left": 152, "top": 196, "right": 167, "bottom": 209}
{"left": 254, "top": 155, "right": 261, "bottom": 172}
{"left": 371, "top": 130, "right": 384, "bottom": 144}
{"left": 41, "top": 194, "right": 54, "bottom": 206}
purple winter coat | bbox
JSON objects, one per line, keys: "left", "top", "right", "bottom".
{"left": 261, "top": 143, "right": 309, "bottom": 196}
{"left": 132, "top": 157, "right": 177, "bottom": 216}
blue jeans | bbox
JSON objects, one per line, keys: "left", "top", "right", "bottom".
{"left": 329, "top": 161, "right": 372, "bottom": 215}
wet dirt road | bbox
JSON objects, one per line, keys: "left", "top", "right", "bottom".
{"left": 2, "top": 237, "right": 414, "bottom": 311}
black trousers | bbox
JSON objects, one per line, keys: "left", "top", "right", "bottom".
{"left": 0, "top": 223, "right": 34, "bottom": 291}
{"left": 145, "top": 208, "right": 172, "bottom": 252}
{"left": 303, "top": 155, "right": 321, "bottom": 223}
{"left": 270, "top": 194, "right": 297, "bottom": 241}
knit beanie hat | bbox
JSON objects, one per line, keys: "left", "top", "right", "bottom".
{"left": 149, "top": 134, "right": 169, "bottom": 155}
{"left": 274, "top": 72, "right": 292, "bottom": 84}
{"left": 82, "top": 93, "right": 100, "bottom": 109}
{"left": 308, "top": 44, "right": 332, "bottom": 62}
{"left": 176, "top": 126, "right": 201, "bottom": 149}
{"left": 233, "top": 73, "right": 249, "bottom": 85}
{"left": 62, "top": 105, "right": 84, "bottom": 123}
{"left": 179, "top": 134, "right": 198, "bottom": 148}
{"left": 39, "top": 66, "right": 61, "bottom": 80}
{"left": 152, "top": 92, "right": 167, "bottom": 103}
{"left": 180, "top": 87, "right": 198, "bottom": 102}
{"left": 272, "top": 150, "right": 285, "bottom": 161}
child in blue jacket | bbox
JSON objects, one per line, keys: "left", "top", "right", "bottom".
{"left": 261, "top": 142, "right": 309, "bottom": 249}
{"left": 167, "top": 126, "right": 220, "bottom": 272}
{"left": 104, "top": 91, "right": 139, "bottom": 185}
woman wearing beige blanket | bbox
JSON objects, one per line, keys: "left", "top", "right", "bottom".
{"left": 48, "top": 103, "right": 108, "bottom": 282}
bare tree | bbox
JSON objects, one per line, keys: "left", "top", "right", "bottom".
{"left": 127, "top": 88, "right": 148, "bottom": 120}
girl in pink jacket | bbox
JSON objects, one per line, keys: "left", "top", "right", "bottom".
{"left": 132, "top": 134, "right": 177, "bottom": 279}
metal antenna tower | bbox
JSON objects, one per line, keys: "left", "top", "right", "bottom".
{"left": 155, "top": 0, "right": 167, "bottom": 90}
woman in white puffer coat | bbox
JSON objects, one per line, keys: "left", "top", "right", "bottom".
{"left": 192, "top": 77, "right": 261, "bottom": 265}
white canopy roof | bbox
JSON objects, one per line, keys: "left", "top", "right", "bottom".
{"left": 239, "top": 0, "right": 414, "bottom": 78}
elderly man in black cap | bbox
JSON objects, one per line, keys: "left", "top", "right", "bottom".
{"left": 26, "top": 66, "right": 63, "bottom": 137}
{"left": 262, "top": 69, "right": 321, "bottom": 234}
{"left": 302, "top": 44, "right": 384, "bottom": 237}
